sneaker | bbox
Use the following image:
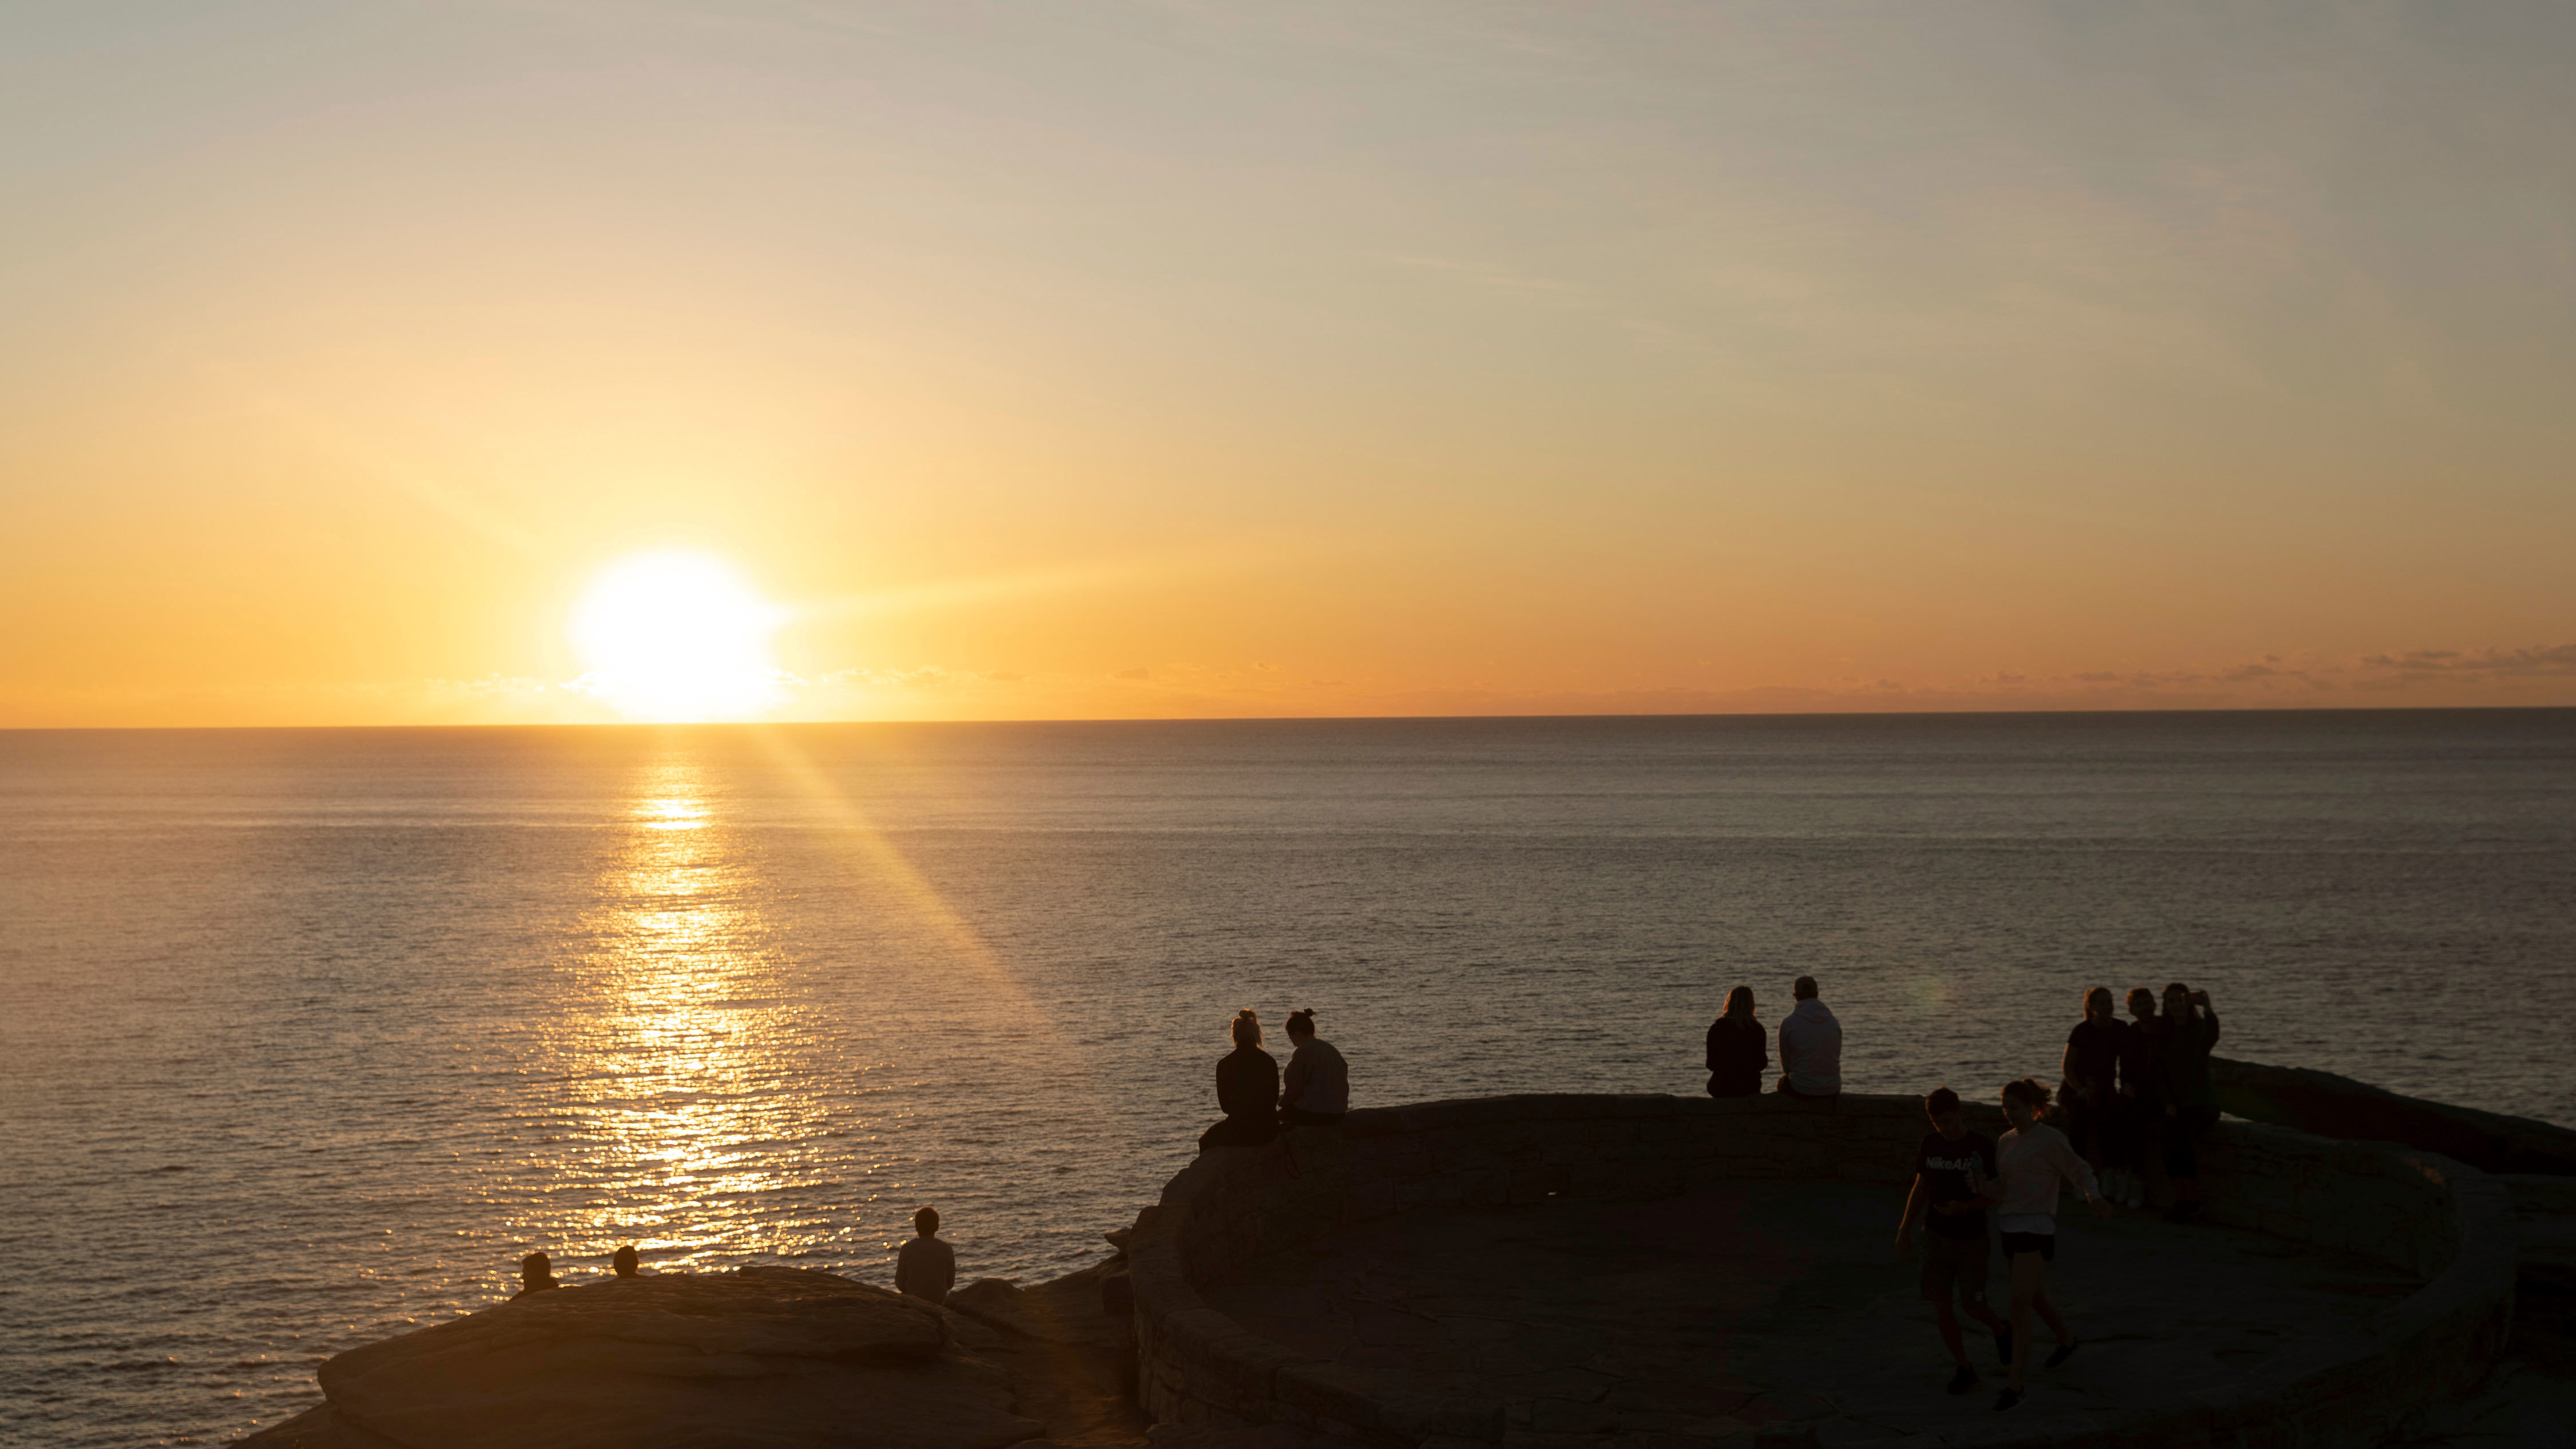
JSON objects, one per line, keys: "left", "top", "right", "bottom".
{"left": 1994, "top": 1388, "right": 2024, "bottom": 1412}
{"left": 1946, "top": 1365, "right": 1979, "bottom": 1396}
{"left": 1993, "top": 1325, "right": 2013, "bottom": 1367}
{"left": 2045, "top": 1339, "right": 2081, "bottom": 1370}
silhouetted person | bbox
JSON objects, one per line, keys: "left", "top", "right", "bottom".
{"left": 1982, "top": 1078, "right": 2111, "bottom": 1412}
{"left": 2118, "top": 987, "right": 2163, "bottom": 1209}
{"left": 1705, "top": 985, "right": 1767, "bottom": 1098}
{"left": 1897, "top": 1087, "right": 2010, "bottom": 1395}
{"left": 896, "top": 1207, "right": 956, "bottom": 1306}
{"left": 2059, "top": 987, "right": 2134, "bottom": 1199}
{"left": 1278, "top": 1008, "right": 1349, "bottom": 1127}
{"left": 1198, "top": 1009, "right": 1281, "bottom": 1150}
{"left": 611, "top": 1244, "right": 641, "bottom": 1278}
{"left": 1775, "top": 975, "right": 1842, "bottom": 1098}
{"left": 2155, "top": 983, "right": 2221, "bottom": 1222}
{"left": 513, "top": 1251, "right": 559, "bottom": 1298}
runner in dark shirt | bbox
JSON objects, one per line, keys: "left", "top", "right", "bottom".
{"left": 1897, "top": 1088, "right": 2012, "bottom": 1395}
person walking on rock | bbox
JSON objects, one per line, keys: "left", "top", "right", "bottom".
{"left": 1980, "top": 1078, "right": 2112, "bottom": 1412}
{"left": 1198, "top": 1009, "right": 1281, "bottom": 1151}
{"left": 1278, "top": 1008, "right": 1350, "bottom": 1128}
{"left": 1896, "top": 1087, "right": 2012, "bottom": 1395}
{"left": 1775, "top": 976, "right": 1841, "bottom": 1099}
{"left": 896, "top": 1207, "right": 957, "bottom": 1305}
{"left": 1705, "top": 985, "right": 1768, "bottom": 1098}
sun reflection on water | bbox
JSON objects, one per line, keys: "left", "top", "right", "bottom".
{"left": 544, "top": 761, "right": 855, "bottom": 1276}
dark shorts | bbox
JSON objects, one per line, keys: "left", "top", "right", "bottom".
{"left": 1918, "top": 1230, "right": 1990, "bottom": 1306}
{"left": 1998, "top": 1230, "right": 2057, "bottom": 1262}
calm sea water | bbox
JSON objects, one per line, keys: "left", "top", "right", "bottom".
{"left": 2, "top": 711, "right": 2571, "bottom": 1447}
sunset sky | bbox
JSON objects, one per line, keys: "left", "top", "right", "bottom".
{"left": 4, "top": 2, "right": 2571, "bottom": 726}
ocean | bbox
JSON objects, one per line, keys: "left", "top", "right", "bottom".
{"left": 2, "top": 710, "right": 2571, "bottom": 1447}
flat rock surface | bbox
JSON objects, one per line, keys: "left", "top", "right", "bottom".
{"left": 1204, "top": 1183, "right": 2424, "bottom": 1444}
{"left": 246, "top": 1268, "right": 1044, "bottom": 1449}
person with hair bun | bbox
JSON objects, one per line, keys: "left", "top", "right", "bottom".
{"left": 1198, "top": 1009, "right": 1281, "bottom": 1151}
{"left": 1980, "top": 1078, "right": 2111, "bottom": 1412}
{"left": 1278, "top": 1008, "right": 1350, "bottom": 1129}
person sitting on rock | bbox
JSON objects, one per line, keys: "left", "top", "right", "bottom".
{"left": 1705, "top": 985, "right": 1767, "bottom": 1098}
{"left": 896, "top": 1208, "right": 956, "bottom": 1306}
{"left": 1278, "top": 1008, "right": 1350, "bottom": 1128}
{"left": 1197, "top": 1008, "right": 1281, "bottom": 1151}
{"left": 1775, "top": 975, "right": 1842, "bottom": 1099}
{"left": 513, "top": 1251, "right": 559, "bottom": 1298}
{"left": 611, "top": 1244, "right": 641, "bottom": 1278}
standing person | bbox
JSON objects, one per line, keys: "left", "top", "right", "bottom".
{"left": 2118, "top": 987, "right": 2163, "bottom": 1209}
{"left": 1982, "top": 1079, "right": 2112, "bottom": 1412}
{"left": 2059, "top": 988, "right": 2133, "bottom": 1203}
{"left": 1895, "top": 1087, "right": 2013, "bottom": 1395}
{"left": 2157, "top": 983, "right": 2222, "bottom": 1222}
{"left": 1775, "top": 976, "right": 1842, "bottom": 1099}
{"left": 896, "top": 1207, "right": 957, "bottom": 1305}
{"left": 1278, "top": 1008, "right": 1350, "bottom": 1127}
{"left": 1198, "top": 1009, "right": 1281, "bottom": 1151}
{"left": 1704, "top": 986, "right": 1768, "bottom": 1099}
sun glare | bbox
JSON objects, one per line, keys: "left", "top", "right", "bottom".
{"left": 570, "top": 552, "right": 789, "bottom": 722}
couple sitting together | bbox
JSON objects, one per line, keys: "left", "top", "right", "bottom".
{"left": 1198, "top": 1007, "right": 1349, "bottom": 1150}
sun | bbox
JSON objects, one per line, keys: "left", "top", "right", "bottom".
{"left": 569, "top": 551, "right": 789, "bottom": 722}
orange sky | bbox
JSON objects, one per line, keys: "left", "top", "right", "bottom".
{"left": 4, "top": 4, "right": 2572, "bottom": 726}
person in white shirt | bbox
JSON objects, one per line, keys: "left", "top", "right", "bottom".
{"left": 1278, "top": 1008, "right": 1350, "bottom": 1127}
{"left": 896, "top": 1207, "right": 957, "bottom": 1306}
{"left": 1775, "top": 976, "right": 1842, "bottom": 1098}
{"left": 1975, "top": 1078, "right": 2112, "bottom": 1412}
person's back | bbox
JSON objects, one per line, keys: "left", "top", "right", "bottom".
{"left": 896, "top": 1208, "right": 956, "bottom": 1306}
{"left": 1280, "top": 1011, "right": 1349, "bottom": 1122}
{"left": 1218, "top": 1043, "right": 1281, "bottom": 1119}
{"left": 1776, "top": 977, "right": 1842, "bottom": 1097}
{"left": 1705, "top": 987, "right": 1767, "bottom": 1098}
{"left": 1201, "top": 1009, "right": 1282, "bottom": 1150}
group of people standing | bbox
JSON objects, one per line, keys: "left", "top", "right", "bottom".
{"left": 1703, "top": 975, "right": 2223, "bottom": 1412}
{"left": 2059, "top": 983, "right": 2223, "bottom": 1217}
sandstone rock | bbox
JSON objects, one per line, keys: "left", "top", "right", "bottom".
{"left": 282, "top": 1268, "right": 1042, "bottom": 1449}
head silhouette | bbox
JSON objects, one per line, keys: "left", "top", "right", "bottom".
{"left": 1792, "top": 975, "right": 1819, "bottom": 1001}
{"left": 1230, "top": 1009, "right": 1262, "bottom": 1048}
{"left": 1286, "top": 1008, "right": 1316, "bottom": 1042}
{"left": 2084, "top": 986, "right": 2114, "bottom": 1023}
{"left": 2000, "top": 1078, "right": 2052, "bottom": 1129}
{"left": 1722, "top": 985, "right": 1756, "bottom": 1020}
{"left": 2127, "top": 986, "right": 2158, "bottom": 1020}
{"left": 915, "top": 1207, "right": 940, "bottom": 1237}
{"left": 611, "top": 1245, "right": 639, "bottom": 1277}
{"left": 519, "top": 1252, "right": 555, "bottom": 1290}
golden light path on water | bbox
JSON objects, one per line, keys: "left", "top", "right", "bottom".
{"left": 546, "top": 757, "right": 833, "bottom": 1270}
{"left": 530, "top": 737, "right": 1085, "bottom": 1281}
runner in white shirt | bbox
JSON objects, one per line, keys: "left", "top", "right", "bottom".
{"left": 1973, "top": 1078, "right": 2112, "bottom": 1412}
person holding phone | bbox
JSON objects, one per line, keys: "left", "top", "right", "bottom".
{"left": 2157, "top": 983, "right": 2222, "bottom": 1222}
